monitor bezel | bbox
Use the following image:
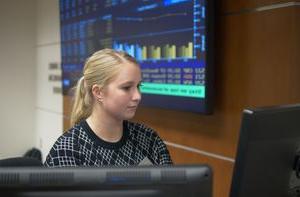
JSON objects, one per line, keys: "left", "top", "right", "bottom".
{"left": 0, "top": 164, "right": 212, "bottom": 197}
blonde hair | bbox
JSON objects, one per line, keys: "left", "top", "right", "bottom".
{"left": 70, "top": 48, "right": 138, "bottom": 126}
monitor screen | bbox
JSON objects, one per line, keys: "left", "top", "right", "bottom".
{"left": 59, "top": 0, "right": 214, "bottom": 113}
{"left": 230, "top": 104, "right": 300, "bottom": 197}
{"left": 0, "top": 164, "right": 212, "bottom": 197}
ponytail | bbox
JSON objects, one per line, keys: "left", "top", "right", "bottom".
{"left": 70, "top": 77, "right": 92, "bottom": 126}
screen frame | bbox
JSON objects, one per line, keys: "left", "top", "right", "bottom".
{"left": 0, "top": 164, "right": 212, "bottom": 197}
{"left": 59, "top": 0, "right": 215, "bottom": 114}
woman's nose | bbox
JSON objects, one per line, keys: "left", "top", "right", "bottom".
{"left": 132, "top": 87, "right": 142, "bottom": 101}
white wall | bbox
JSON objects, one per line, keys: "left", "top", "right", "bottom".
{"left": 0, "top": 0, "right": 37, "bottom": 159}
{"left": 0, "top": 0, "right": 64, "bottom": 161}
{"left": 35, "top": 0, "right": 63, "bottom": 162}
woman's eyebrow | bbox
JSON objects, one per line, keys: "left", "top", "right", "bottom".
{"left": 120, "top": 80, "right": 142, "bottom": 85}
{"left": 119, "top": 81, "right": 135, "bottom": 86}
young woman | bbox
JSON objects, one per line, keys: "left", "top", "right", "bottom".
{"left": 44, "top": 49, "right": 172, "bottom": 167}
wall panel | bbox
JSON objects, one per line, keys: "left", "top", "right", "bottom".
{"left": 220, "top": 0, "right": 300, "bottom": 13}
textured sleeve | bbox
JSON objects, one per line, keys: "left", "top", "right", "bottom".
{"left": 44, "top": 134, "right": 82, "bottom": 167}
{"left": 152, "top": 134, "right": 173, "bottom": 165}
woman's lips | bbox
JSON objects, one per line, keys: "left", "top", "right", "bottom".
{"left": 127, "top": 106, "right": 137, "bottom": 109}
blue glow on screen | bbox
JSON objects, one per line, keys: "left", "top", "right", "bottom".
{"left": 164, "top": 0, "right": 189, "bottom": 6}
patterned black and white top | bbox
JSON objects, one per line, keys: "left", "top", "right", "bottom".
{"left": 44, "top": 120, "right": 172, "bottom": 167}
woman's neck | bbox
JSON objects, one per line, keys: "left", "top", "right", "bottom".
{"left": 86, "top": 111, "right": 123, "bottom": 143}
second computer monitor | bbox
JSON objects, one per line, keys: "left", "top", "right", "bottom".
{"left": 230, "top": 104, "right": 300, "bottom": 197}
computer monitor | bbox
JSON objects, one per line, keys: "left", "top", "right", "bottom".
{"left": 0, "top": 164, "right": 212, "bottom": 197}
{"left": 230, "top": 104, "right": 300, "bottom": 197}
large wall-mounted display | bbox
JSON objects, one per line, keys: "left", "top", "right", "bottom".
{"left": 60, "top": 0, "right": 214, "bottom": 113}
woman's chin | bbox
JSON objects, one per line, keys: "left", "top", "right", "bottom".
{"left": 124, "top": 110, "right": 136, "bottom": 119}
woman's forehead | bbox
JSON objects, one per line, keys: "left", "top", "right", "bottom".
{"left": 111, "top": 62, "right": 141, "bottom": 83}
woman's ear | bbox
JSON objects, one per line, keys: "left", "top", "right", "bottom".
{"left": 91, "top": 84, "right": 104, "bottom": 102}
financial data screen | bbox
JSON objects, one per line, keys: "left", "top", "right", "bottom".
{"left": 60, "top": 0, "right": 213, "bottom": 113}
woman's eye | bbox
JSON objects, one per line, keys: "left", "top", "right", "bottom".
{"left": 122, "top": 86, "right": 131, "bottom": 91}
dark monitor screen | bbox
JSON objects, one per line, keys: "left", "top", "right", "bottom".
{"left": 230, "top": 104, "right": 300, "bottom": 197}
{"left": 0, "top": 164, "right": 212, "bottom": 197}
